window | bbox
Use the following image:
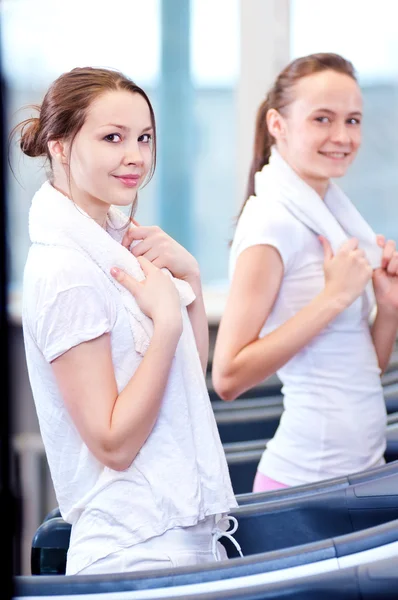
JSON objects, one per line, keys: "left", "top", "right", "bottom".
{"left": 191, "top": 0, "right": 240, "bottom": 283}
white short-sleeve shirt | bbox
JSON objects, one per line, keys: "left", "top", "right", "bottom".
{"left": 229, "top": 196, "right": 387, "bottom": 486}
{"left": 22, "top": 242, "right": 237, "bottom": 573}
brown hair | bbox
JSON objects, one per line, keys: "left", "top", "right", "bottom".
{"left": 240, "top": 52, "right": 357, "bottom": 219}
{"left": 11, "top": 66, "right": 157, "bottom": 210}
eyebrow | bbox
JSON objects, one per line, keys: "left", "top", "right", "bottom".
{"left": 313, "top": 108, "right": 362, "bottom": 117}
{"left": 101, "top": 124, "right": 153, "bottom": 132}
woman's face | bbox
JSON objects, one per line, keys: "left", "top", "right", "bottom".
{"left": 61, "top": 90, "right": 154, "bottom": 224}
{"left": 271, "top": 70, "right": 363, "bottom": 196}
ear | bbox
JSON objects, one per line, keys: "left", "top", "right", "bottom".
{"left": 47, "top": 139, "right": 69, "bottom": 164}
{"left": 266, "top": 108, "right": 287, "bottom": 141}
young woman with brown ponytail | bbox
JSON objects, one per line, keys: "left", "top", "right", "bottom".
{"left": 212, "top": 53, "right": 398, "bottom": 492}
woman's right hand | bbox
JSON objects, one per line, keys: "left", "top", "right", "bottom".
{"left": 319, "top": 236, "right": 373, "bottom": 309}
{"left": 110, "top": 256, "right": 183, "bottom": 334}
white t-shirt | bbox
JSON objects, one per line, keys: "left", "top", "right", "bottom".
{"left": 22, "top": 242, "right": 237, "bottom": 573}
{"left": 230, "top": 196, "right": 387, "bottom": 486}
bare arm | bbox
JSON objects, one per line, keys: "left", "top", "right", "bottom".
{"left": 371, "top": 237, "right": 398, "bottom": 373}
{"left": 52, "top": 322, "right": 180, "bottom": 471}
{"left": 185, "top": 272, "right": 209, "bottom": 374}
{"left": 212, "top": 238, "right": 372, "bottom": 401}
{"left": 371, "top": 308, "right": 398, "bottom": 373}
{"left": 51, "top": 257, "right": 183, "bottom": 472}
{"left": 212, "top": 246, "right": 343, "bottom": 400}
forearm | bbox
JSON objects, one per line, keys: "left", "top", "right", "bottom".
{"left": 186, "top": 274, "right": 209, "bottom": 374}
{"left": 371, "top": 307, "right": 398, "bottom": 373}
{"left": 107, "top": 322, "right": 181, "bottom": 470}
{"left": 217, "top": 290, "right": 345, "bottom": 400}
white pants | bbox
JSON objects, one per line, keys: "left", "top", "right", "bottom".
{"left": 67, "top": 515, "right": 241, "bottom": 576}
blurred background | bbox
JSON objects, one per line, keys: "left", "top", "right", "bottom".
{"left": 2, "top": 0, "right": 398, "bottom": 575}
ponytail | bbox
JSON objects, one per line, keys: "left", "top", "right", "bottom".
{"left": 237, "top": 97, "right": 274, "bottom": 220}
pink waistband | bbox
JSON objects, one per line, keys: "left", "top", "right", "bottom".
{"left": 253, "top": 471, "right": 289, "bottom": 493}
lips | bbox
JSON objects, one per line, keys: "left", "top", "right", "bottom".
{"left": 113, "top": 174, "right": 140, "bottom": 187}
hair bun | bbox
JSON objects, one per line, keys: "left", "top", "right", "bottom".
{"left": 20, "top": 117, "right": 43, "bottom": 158}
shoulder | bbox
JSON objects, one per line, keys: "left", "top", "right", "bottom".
{"left": 22, "top": 245, "right": 117, "bottom": 326}
{"left": 22, "top": 246, "right": 117, "bottom": 359}
{"left": 23, "top": 245, "right": 109, "bottom": 294}
{"left": 237, "top": 196, "right": 301, "bottom": 236}
{"left": 230, "top": 197, "right": 304, "bottom": 273}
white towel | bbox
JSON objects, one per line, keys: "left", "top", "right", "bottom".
{"left": 28, "top": 181, "right": 196, "bottom": 356}
{"left": 254, "top": 146, "right": 382, "bottom": 307}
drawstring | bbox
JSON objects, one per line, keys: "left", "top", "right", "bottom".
{"left": 211, "top": 515, "right": 244, "bottom": 559}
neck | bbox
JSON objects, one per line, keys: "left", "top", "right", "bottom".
{"left": 273, "top": 146, "right": 329, "bottom": 200}
{"left": 51, "top": 177, "right": 109, "bottom": 229}
{"left": 301, "top": 174, "right": 329, "bottom": 199}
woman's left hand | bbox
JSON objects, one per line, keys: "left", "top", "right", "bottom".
{"left": 373, "top": 235, "right": 398, "bottom": 313}
{"left": 122, "top": 219, "right": 200, "bottom": 285}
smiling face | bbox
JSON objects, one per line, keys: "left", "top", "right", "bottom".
{"left": 56, "top": 89, "right": 154, "bottom": 224}
{"left": 268, "top": 70, "right": 363, "bottom": 197}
